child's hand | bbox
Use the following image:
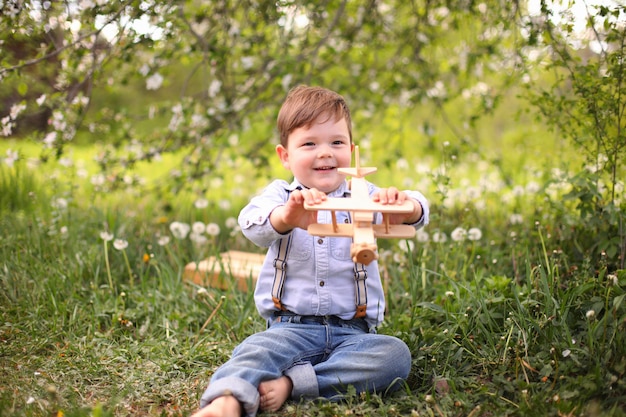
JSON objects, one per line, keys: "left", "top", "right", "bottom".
{"left": 372, "top": 186, "right": 407, "bottom": 205}
{"left": 270, "top": 188, "right": 326, "bottom": 233}
{"left": 372, "top": 187, "right": 422, "bottom": 224}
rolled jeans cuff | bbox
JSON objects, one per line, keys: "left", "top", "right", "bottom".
{"left": 199, "top": 376, "right": 259, "bottom": 417}
{"left": 285, "top": 362, "right": 319, "bottom": 399}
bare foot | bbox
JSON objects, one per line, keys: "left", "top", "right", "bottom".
{"left": 190, "top": 394, "right": 242, "bottom": 417}
{"left": 258, "top": 376, "right": 293, "bottom": 412}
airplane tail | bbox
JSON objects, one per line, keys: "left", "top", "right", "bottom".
{"left": 338, "top": 145, "right": 377, "bottom": 178}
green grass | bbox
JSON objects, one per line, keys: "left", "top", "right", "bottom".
{"left": 0, "top": 141, "right": 625, "bottom": 417}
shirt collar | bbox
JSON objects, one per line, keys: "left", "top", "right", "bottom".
{"left": 286, "top": 178, "right": 351, "bottom": 198}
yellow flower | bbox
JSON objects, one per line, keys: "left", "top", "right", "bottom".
{"left": 143, "top": 253, "right": 151, "bottom": 263}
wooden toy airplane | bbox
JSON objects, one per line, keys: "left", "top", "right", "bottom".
{"left": 304, "top": 146, "right": 416, "bottom": 265}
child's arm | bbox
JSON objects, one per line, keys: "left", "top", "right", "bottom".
{"left": 372, "top": 186, "right": 424, "bottom": 225}
{"left": 269, "top": 188, "right": 327, "bottom": 233}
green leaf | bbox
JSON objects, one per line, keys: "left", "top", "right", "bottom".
{"left": 17, "top": 82, "right": 28, "bottom": 96}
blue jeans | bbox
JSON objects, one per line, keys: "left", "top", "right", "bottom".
{"left": 199, "top": 313, "right": 412, "bottom": 417}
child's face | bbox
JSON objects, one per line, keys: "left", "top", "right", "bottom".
{"left": 276, "top": 116, "right": 354, "bottom": 193}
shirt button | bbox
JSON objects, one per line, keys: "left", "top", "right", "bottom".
{"left": 319, "top": 281, "right": 325, "bottom": 287}
{"left": 317, "top": 238, "right": 323, "bottom": 244}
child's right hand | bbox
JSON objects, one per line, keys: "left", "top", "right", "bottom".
{"left": 270, "top": 188, "right": 325, "bottom": 233}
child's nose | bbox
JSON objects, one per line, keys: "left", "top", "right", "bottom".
{"left": 317, "top": 144, "right": 333, "bottom": 157}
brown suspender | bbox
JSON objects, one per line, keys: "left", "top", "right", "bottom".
{"left": 271, "top": 235, "right": 368, "bottom": 319}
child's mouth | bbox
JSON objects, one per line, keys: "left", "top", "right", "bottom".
{"left": 315, "top": 166, "right": 335, "bottom": 172}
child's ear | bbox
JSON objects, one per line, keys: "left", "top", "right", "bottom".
{"left": 276, "top": 144, "right": 290, "bottom": 170}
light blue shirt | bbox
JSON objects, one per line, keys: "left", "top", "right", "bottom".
{"left": 238, "top": 178, "right": 429, "bottom": 328}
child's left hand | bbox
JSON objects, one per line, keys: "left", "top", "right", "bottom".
{"left": 372, "top": 187, "right": 421, "bottom": 224}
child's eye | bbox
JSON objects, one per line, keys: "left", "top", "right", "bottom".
{"left": 332, "top": 140, "right": 346, "bottom": 145}
{"left": 302, "top": 142, "right": 315, "bottom": 147}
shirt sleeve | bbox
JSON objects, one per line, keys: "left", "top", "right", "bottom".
{"left": 238, "top": 180, "right": 293, "bottom": 248}
{"left": 404, "top": 189, "right": 430, "bottom": 228}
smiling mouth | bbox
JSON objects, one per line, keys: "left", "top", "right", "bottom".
{"left": 314, "top": 166, "right": 335, "bottom": 171}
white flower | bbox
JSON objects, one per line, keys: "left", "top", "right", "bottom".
{"left": 562, "top": 349, "right": 571, "bottom": 358}
{"left": 4, "top": 149, "right": 18, "bottom": 167}
{"left": 36, "top": 94, "right": 47, "bottom": 106}
{"left": 10, "top": 103, "right": 26, "bottom": 119}
{"left": 585, "top": 310, "right": 595, "bottom": 319}
{"left": 218, "top": 199, "right": 231, "bottom": 210}
{"left": 398, "top": 239, "right": 414, "bottom": 253}
{"left": 189, "top": 232, "right": 208, "bottom": 244}
{"left": 2, "top": 117, "right": 13, "bottom": 136}
{"left": 240, "top": 56, "right": 254, "bottom": 69}
{"left": 445, "top": 291, "right": 454, "bottom": 297}
{"left": 206, "top": 223, "right": 220, "bottom": 236}
{"left": 91, "top": 174, "right": 106, "bottom": 186}
{"left": 146, "top": 72, "right": 164, "bottom": 90}
{"left": 451, "top": 227, "right": 467, "bottom": 242}
{"left": 113, "top": 239, "right": 128, "bottom": 250}
{"left": 393, "top": 252, "right": 405, "bottom": 263}
{"left": 225, "top": 217, "right": 238, "bottom": 229}
{"left": 194, "top": 198, "right": 209, "bottom": 209}
{"left": 43, "top": 132, "right": 57, "bottom": 148}
{"left": 467, "top": 227, "right": 482, "bottom": 241}
{"left": 432, "top": 231, "right": 447, "bottom": 243}
{"left": 416, "top": 229, "right": 429, "bottom": 243}
{"left": 192, "top": 221, "right": 206, "bottom": 234}
{"left": 51, "top": 197, "right": 68, "bottom": 210}
{"left": 509, "top": 213, "right": 523, "bottom": 224}
{"left": 208, "top": 79, "right": 221, "bottom": 97}
{"left": 157, "top": 235, "right": 170, "bottom": 246}
{"left": 138, "top": 64, "right": 150, "bottom": 76}
{"left": 100, "top": 231, "right": 114, "bottom": 241}
{"left": 169, "top": 221, "right": 190, "bottom": 239}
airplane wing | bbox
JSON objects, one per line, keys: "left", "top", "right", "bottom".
{"left": 307, "top": 223, "right": 353, "bottom": 237}
{"left": 307, "top": 222, "right": 416, "bottom": 238}
{"left": 304, "top": 198, "right": 414, "bottom": 214}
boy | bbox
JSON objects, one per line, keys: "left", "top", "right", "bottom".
{"left": 192, "top": 85, "right": 429, "bottom": 417}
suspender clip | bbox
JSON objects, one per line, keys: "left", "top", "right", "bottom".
{"left": 273, "top": 258, "right": 287, "bottom": 271}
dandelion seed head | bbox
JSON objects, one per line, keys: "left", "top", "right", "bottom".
{"left": 432, "top": 231, "right": 447, "bottom": 243}
{"left": 467, "top": 227, "right": 482, "bottom": 241}
{"left": 113, "top": 239, "right": 128, "bottom": 250}
{"left": 225, "top": 217, "right": 238, "bottom": 229}
{"left": 157, "top": 235, "right": 170, "bottom": 246}
{"left": 585, "top": 310, "right": 595, "bottom": 319}
{"left": 100, "top": 231, "right": 114, "bottom": 241}
{"left": 194, "top": 198, "right": 209, "bottom": 209}
{"left": 192, "top": 221, "right": 206, "bottom": 235}
{"left": 416, "top": 229, "right": 429, "bottom": 243}
{"left": 206, "top": 223, "right": 220, "bottom": 236}
{"left": 218, "top": 199, "right": 231, "bottom": 210}
{"left": 170, "top": 221, "right": 190, "bottom": 239}
{"left": 190, "top": 232, "right": 208, "bottom": 244}
{"left": 451, "top": 227, "right": 467, "bottom": 242}
{"left": 398, "top": 239, "right": 414, "bottom": 253}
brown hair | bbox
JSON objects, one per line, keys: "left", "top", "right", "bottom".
{"left": 277, "top": 85, "right": 352, "bottom": 147}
